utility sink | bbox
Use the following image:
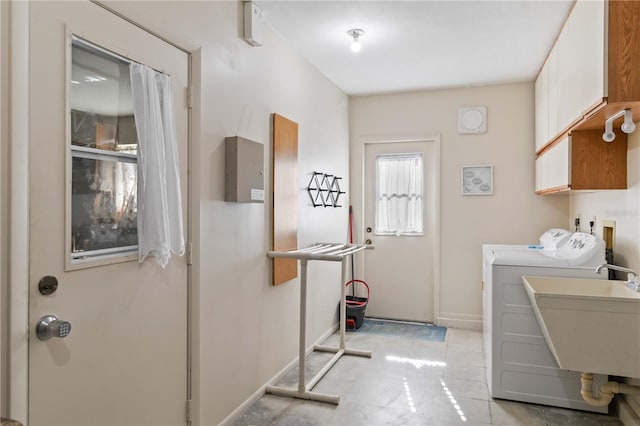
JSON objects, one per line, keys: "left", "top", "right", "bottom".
{"left": 522, "top": 276, "right": 640, "bottom": 378}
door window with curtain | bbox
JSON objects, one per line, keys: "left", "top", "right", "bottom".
{"left": 375, "top": 152, "right": 424, "bottom": 236}
{"left": 70, "top": 37, "right": 139, "bottom": 262}
{"left": 69, "top": 36, "right": 184, "bottom": 267}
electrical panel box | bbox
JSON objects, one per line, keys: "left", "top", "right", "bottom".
{"left": 243, "top": 1, "right": 263, "bottom": 47}
{"left": 225, "top": 136, "right": 264, "bottom": 203}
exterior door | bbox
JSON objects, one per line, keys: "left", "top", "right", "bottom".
{"left": 363, "top": 141, "right": 436, "bottom": 323}
{"left": 28, "top": 2, "right": 189, "bottom": 425}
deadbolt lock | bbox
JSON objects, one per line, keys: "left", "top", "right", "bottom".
{"left": 365, "top": 239, "right": 372, "bottom": 245}
{"left": 366, "top": 227, "right": 372, "bottom": 233}
{"left": 38, "top": 275, "right": 58, "bottom": 295}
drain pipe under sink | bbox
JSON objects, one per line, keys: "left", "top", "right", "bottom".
{"left": 581, "top": 372, "right": 640, "bottom": 407}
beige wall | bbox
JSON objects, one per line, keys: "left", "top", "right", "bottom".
{"left": 349, "top": 82, "right": 569, "bottom": 328}
{"left": 100, "top": 1, "right": 350, "bottom": 424}
{"left": 569, "top": 128, "right": 640, "bottom": 419}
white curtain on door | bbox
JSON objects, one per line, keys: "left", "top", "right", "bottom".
{"left": 130, "top": 63, "right": 185, "bottom": 268}
{"left": 375, "top": 153, "right": 424, "bottom": 235}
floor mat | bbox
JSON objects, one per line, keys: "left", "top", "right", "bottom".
{"left": 355, "top": 318, "right": 447, "bottom": 342}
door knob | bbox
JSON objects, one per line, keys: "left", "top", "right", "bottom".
{"left": 36, "top": 315, "right": 71, "bottom": 340}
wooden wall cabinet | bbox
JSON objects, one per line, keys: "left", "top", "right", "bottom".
{"left": 535, "top": 129, "right": 627, "bottom": 195}
{"left": 534, "top": 0, "right": 640, "bottom": 194}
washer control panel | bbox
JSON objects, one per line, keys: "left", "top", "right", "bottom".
{"left": 553, "top": 232, "right": 604, "bottom": 265}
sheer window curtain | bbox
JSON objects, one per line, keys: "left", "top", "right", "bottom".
{"left": 375, "top": 153, "right": 424, "bottom": 235}
{"left": 130, "top": 63, "right": 185, "bottom": 267}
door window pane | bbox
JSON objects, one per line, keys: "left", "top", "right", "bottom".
{"left": 375, "top": 153, "right": 424, "bottom": 236}
{"left": 71, "top": 154, "right": 137, "bottom": 253}
{"left": 71, "top": 39, "right": 136, "bottom": 151}
{"left": 70, "top": 37, "right": 138, "bottom": 261}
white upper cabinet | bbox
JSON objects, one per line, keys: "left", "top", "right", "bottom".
{"left": 555, "top": 13, "right": 574, "bottom": 134}
{"left": 534, "top": 0, "right": 640, "bottom": 194}
{"left": 535, "top": 0, "right": 606, "bottom": 153}
{"left": 535, "top": 136, "right": 570, "bottom": 193}
{"left": 534, "top": 61, "right": 549, "bottom": 152}
{"left": 565, "top": 0, "right": 606, "bottom": 120}
{"left": 547, "top": 48, "right": 559, "bottom": 145}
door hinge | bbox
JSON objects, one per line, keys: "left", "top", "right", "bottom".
{"left": 187, "top": 242, "right": 193, "bottom": 265}
{"left": 186, "top": 86, "right": 193, "bottom": 109}
{"left": 185, "top": 399, "right": 192, "bottom": 423}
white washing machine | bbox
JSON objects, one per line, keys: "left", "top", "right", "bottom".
{"left": 482, "top": 228, "right": 572, "bottom": 258}
{"left": 482, "top": 232, "right": 608, "bottom": 413}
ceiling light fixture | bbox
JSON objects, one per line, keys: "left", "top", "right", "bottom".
{"left": 348, "top": 29, "right": 364, "bottom": 53}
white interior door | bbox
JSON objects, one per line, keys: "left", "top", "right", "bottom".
{"left": 363, "top": 141, "right": 437, "bottom": 323}
{"left": 28, "top": 2, "right": 189, "bottom": 425}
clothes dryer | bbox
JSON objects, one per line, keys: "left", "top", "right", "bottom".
{"left": 482, "top": 232, "right": 607, "bottom": 413}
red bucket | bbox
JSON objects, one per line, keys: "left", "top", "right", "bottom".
{"left": 344, "top": 279, "right": 369, "bottom": 329}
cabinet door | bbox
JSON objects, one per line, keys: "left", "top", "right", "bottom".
{"left": 570, "top": 129, "right": 627, "bottom": 190}
{"left": 548, "top": 47, "right": 560, "bottom": 140}
{"left": 556, "top": 20, "right": 574, "bottom": 134}
{"left": 567, "top": 0, "right": 606, "bottom": 118}
{"left": 547, "top": 137, "right": 570, "bottom": 190}
{"left": 535, "top": 154, "right": 545, "bottom": 193}
{"left": 535, "top": 63, "right": 549, "bottom": 153}
{"left": 536, "top": 137, "right": 569, "bottom": 193}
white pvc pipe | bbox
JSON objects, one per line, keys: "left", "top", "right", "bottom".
{"left": 265, "top": 385, "right": 340, "bottom": 405}
{"left": 340, "top": 257, "right": 347, "bottom": 349}
{"left": 619, "top": 383, "right": 640, "bottom": 396}
{"left": 315, "top": 345, "right": 372, "bottom": 358}
{"left": 305, "top": 350, "right": 344, "bottom": 391}
{"left": 298, "top": 259, "right": 308, "bottom": 393}
{"left": 267, "top": 243, "right": 368, "bottom": 261}
{"left": 343, "top": 347, "right": 372, "bottom": 357}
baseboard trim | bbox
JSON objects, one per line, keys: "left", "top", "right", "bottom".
{"left": 218, "top": 322, "right": 339, "bottom": 426}
{"left": 437, "top": 312, "right": 482, "bottom": 330}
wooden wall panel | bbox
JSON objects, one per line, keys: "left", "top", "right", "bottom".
{"left": 272, "top": 113, "right": 298, "bottom": 286}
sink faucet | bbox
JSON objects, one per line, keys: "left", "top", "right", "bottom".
{"left": 595, "top": 263, "right": 640, "bottom": 291}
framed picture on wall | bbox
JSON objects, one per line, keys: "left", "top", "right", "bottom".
{"left": 462, "top": 165, "right": 493, "bottom": 195}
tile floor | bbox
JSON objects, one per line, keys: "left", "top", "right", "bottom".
{"left": 234, "top": 327, "right": 623, "bottom": 425}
